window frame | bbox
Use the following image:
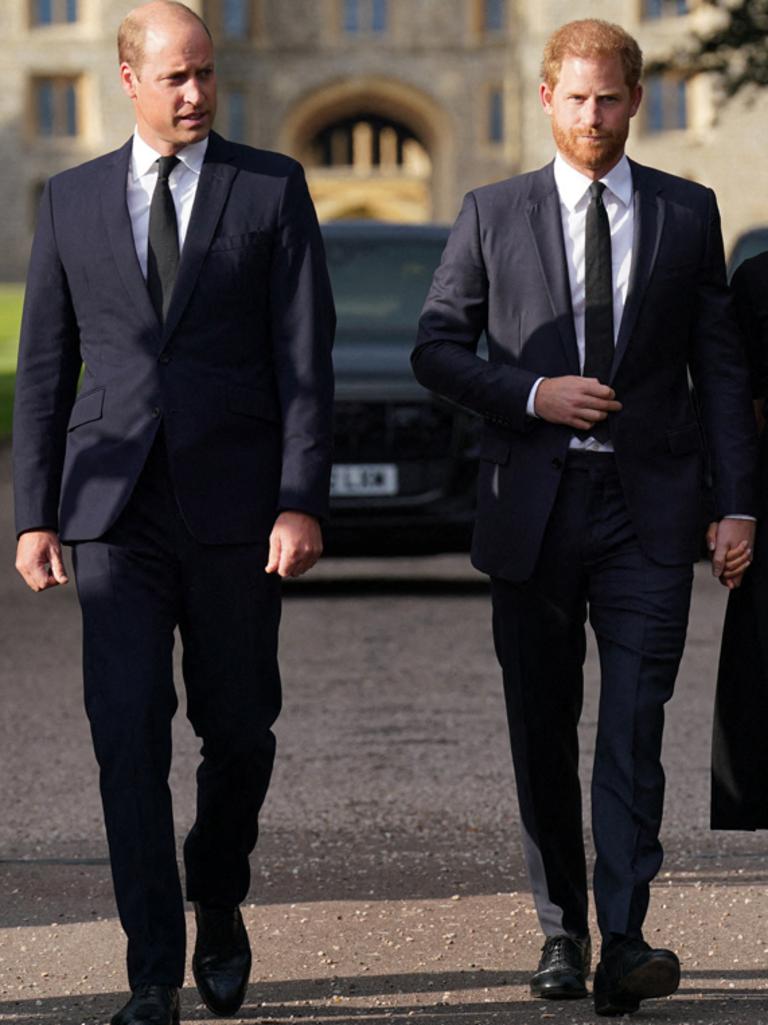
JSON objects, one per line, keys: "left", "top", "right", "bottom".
{"left": 31, "top": 74, "right": 82, "bottom": 140}
{"left": 644, "top": 73, "right": 688, "bottom": 134}
{"left": 30, "top": 0, "right": 79, "bottom": 27}
{"left": 341, "top": 0, "right": 388, "bottom": 35}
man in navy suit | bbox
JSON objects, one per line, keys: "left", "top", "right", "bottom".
{"left": 413, "top": 18, "right": 757, "bottom": 1017}
{"left": 13, "top": 3, "right": 334, "bottom": 1023}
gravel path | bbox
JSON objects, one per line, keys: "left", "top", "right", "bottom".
{"left": 2, "top": 442, "right": 768, "bottom": 1024}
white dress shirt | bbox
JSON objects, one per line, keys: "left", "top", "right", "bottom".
{"left": 126, "top": 130, "right": 209, "bottom": 277}
{"left": 527, "top": 152, "right": 634, "bottom": 452}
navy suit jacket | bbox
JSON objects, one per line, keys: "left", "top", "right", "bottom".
{"left": 413, "top": 159, "right": 758, "bottom": 581}
{"left": 13, "top": 131, "right": 335, "bottom": 545}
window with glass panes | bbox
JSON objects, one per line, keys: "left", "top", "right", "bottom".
{"left": 31, "top": 0, "right": 77, "bottom": 26}
{"left": 33, "top": 76, "right": 79, "bottom": 137}
{"left": 343, "top": 0, "right": 388, "bottom": 34}
{"left": 642, "top": 0, "right": 688, "bottom": 19}
{"left": 645, "top": 75, "right": 687, "bottom": 132}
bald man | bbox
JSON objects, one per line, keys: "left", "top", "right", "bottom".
{"left": 13, "top": 3, "right": 334, "bottom": 1023}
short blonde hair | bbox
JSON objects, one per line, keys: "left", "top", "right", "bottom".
{"left": 541, "top": 19, "right": 643, "bottom": 90}
{"left": 118, "top": 1, "right": 211, "bottom": 71}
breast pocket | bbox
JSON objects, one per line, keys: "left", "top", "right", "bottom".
{"left": 201, "top": 231, "right": 272, "bottom": 304}
{"left": 208, "top": 229, "right": 272, "bottom": 255}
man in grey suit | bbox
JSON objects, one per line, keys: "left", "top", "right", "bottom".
{"left": 413, "top": 18, "right": 756, "bottom": 1016}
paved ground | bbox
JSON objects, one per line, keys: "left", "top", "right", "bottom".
{"left": 2, "top": 439, "right": 768, "bottom": 1024}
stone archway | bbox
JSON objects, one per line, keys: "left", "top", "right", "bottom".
{"left": 278, "top": 76, "right": 455, "bottom": 223}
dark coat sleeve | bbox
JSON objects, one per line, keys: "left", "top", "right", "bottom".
{"left": 687, "top": 191, "right": 759, "bottom": 520}
{"left": 269, "top": 163, "right": 336, "bottom": 521}
{"left": 411, "top": 191, "right": 538, "bottom": 433}
{"left": 711, "top": 251, "right": 768, "bottom": 829}
{"left": 12, "top": 178, "right": 82, "bottom": 536}
{"left": 731, "top": 252, "right": 768, "bottom": 399}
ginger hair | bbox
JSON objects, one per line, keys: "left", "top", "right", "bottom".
{"left": 541, "top": 19, "right": 643, "bottom": 89}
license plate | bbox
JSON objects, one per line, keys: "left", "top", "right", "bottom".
{"left": 330, "top": 464, "right": 399, "bottom": 497}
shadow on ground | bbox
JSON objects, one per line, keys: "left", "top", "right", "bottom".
{"left": 4, "top": 972, "right": 768, "bottom": 1025}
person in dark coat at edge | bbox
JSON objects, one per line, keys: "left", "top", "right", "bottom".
{"left": 412, "top": 17, "right": 757, "bottom": 1018}
{"left": 712, "top": 250, "right": 768, "bottom": 830}
{"left": 12, "top": 3, "right": 335, "bottom": 1023}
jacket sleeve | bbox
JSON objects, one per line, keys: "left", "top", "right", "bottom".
{"left": 688, "top": 189, "right": 758, "bottom": 519}
{"left": 731, "top": 255, "right": 768, "bottom": 400}
{"left": 269, "top": 163, "right": 335, "bottom": 521}
{"left": 12, "top": 178, "right": 82, "bottom": 536}
{"left": 411, "top": 191, "right": 538, "bottom": 432}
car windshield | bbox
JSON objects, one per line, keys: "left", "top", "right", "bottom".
{"left": 323, "top": 237, "right": 446, "bottom": 340}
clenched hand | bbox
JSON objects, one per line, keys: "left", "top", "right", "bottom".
{"left": 534, "top": 376, "right": 622, "bottom": 429}
{"left": 265, "top": 511, "right": 323, "bottom": 578}
{"left": 16, "top": 530, "right": 69, "bottom": 592}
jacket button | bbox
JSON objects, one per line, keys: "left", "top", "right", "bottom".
{"left": 151, "top": 407, "right": 161, "bottom": 418}
{"left": 551, "top": 457, "right": 563, "bottom": 469}
{"left": 159, "top": 353, "right": 171, "bottom": 365}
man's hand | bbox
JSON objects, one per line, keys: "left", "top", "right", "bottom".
{"left": 706, "top": 518, "right": 756, "bottom": 590}
{"left": 534, "top": 376, "right": 622, "bottom": 429}
{"left": 265, "top": 511, "right": 323, "bottom": 578}
{"left": 15, "top": 530, "right": 69, "bottom": 592}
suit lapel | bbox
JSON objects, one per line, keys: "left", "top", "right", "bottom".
{"left": 100, "top": 139, "right": 160, "bottom": 339}
{"left": 525, "top": 164, "right": 580, "bottom": 375}
{"left": 161, "top": 132, "right": 238, "bottom": 344}
{"left": 611, "top": 161, "right": 665, "bottom": 377}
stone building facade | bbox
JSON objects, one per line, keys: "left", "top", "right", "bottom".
{"left": 1, "top": 0, "right": 766, "bottom": 280}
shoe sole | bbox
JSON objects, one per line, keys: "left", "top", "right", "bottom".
{"left": 532, "top": 982, "right": 588, "bottom": 1000}
{"left": 595, "top": 957, "right": 680, "bottom": 1017}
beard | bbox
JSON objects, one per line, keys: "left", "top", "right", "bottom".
{"left": 552, "top": 118, "right": 629, "bottom": 175}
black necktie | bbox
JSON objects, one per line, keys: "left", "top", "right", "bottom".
{"left": 147, "top": 155, "right": 180, "bottom": 322}
{"left": 582, "top": 180, "right": 613, "bottom": 442}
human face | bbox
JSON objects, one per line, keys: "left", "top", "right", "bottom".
{"left": 540, "top": 54, "right": 642, "bottom": 179}
{"left": 120, "top": 15, "right": 216, "bottom": 155}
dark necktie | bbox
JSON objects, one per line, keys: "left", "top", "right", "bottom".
{"left": 582, "top": 180, "right": 613, "bottom": 442}
{"left": 147, "top": 155, "right": 180, "bottom": 322}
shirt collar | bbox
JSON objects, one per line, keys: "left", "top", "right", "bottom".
{"left": 554, "top": 152, "right": 633, "bottom": 212}
{"left": 130, "top": 128, "right": 209, "bottom": 181}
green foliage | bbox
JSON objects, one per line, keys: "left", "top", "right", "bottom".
{"left": 0, "top": 285, "right": 24, "bottom": 440}
{"left": 653, "top": 0, "right": 768, "bottom": 97}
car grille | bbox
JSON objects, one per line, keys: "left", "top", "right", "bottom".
{"left": 333, "top": 401, "right": 455, "bottom": 461}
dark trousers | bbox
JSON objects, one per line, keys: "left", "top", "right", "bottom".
{"left": 491, "top": 452, "right": 693, "bottom": 943}
{"left": 71, "top": 434, "right": 281, "bottom": 988}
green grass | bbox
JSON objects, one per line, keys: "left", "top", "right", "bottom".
{"left": 0, "top": 285, "right": 23, "bottom": 441}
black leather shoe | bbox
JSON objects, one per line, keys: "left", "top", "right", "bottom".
{"left": 110, "top": 985, "right": 180, "bottom": 1025}
{"left": 594, "top": 937, "right": 680, "bottom": 1016}
{"left": 192, "top": 903, "right": 251, "bottom": 1017}
{"left": 530, "top": 934, "right": 591, "bottom": 999}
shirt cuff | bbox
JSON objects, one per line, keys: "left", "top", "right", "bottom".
{"left": 526, "top": 377, "right": 546, "bottom": 418}
{"left": 722, "top": 515, "right": 756, "bottom": 521}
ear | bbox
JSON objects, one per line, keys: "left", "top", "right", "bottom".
{"left": 120, "top": 61, "right": 139, "bottom": 100}
{"left": 539, "top": 80, "right": 554, "bottom": 115}
{"left": 629, "top": 83, "right": 643, "bottom": 118}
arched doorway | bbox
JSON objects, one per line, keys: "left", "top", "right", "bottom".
{"left": 278, "top": 77, "right": 455, "bottom": 223}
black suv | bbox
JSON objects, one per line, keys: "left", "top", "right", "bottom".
{"left": 321, "top": 222, "right": 481, "bottom": 555}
